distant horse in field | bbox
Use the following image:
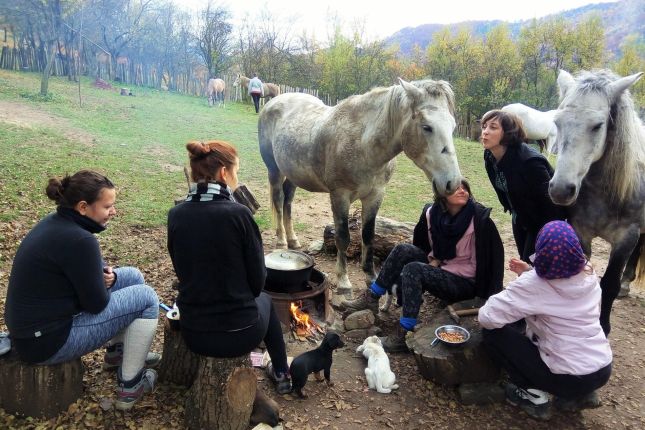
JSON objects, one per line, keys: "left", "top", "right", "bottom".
{"left": 233, "top": 74, "right": 281, "bottom": 103}
{"left": 207, "top": 78, "right": 225, "bottom": 107}
{"left": 259, "top": 78, "right": 462, "bottom": 293}
{"left": 501, "top": 103, "right": 557, "bottom": 152}
{"left": 549, "top": 69, "right": 644, "bottom": 335}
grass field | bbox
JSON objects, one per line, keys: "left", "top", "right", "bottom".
{"left": 0, "top": 70, "right": 510, "bottom": 249}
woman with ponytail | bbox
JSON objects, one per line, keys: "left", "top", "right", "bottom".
{"left": 167, "top": 140, "right": 291, "bottom": 395}
{"left": 5, "top": 170, "right": 160, "bottom": 411}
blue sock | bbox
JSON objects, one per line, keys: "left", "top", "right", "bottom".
{"left": 399, "top": 317, "right": 417, "bottom": 331}
{"left": 369, "top": 281, "right": 386, "bottom": 296}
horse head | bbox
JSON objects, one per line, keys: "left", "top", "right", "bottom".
{"left": 232, "top": 73, "right": 241, "bottom": 87}
{"left": 398, "top": 78, "right": 461, "bottom": 196}
{"left": 550, "top": 69, "right": 643, "bottom": 206}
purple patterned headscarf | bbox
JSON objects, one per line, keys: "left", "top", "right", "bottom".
{"left": 534, "top": 221, "right": 587, "bottom": 279}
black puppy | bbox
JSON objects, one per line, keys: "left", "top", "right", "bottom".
{"left": 289, "top": 331, "right": 345, "bottom": 398}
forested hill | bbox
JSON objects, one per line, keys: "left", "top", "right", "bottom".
{"left": 386, "top": 0, "right": 644, "bottom": 56}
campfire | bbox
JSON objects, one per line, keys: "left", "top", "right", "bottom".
{"left": 290, "top": 301, "right": 325, "bottom": 342}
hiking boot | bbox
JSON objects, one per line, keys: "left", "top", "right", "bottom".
{"left": 554, "top": 391, "right": 601, "bottom": 412}
{"left": 115, "top": 368, "right": 157, "bottom": 411}
{"left": 266, "top": 361, "right": 292, "bottom": 395}
{"left": 379, "top": 325, "right": 409, "bottom": 353}
{"left": 505, "top": 383, "right": 552, "bottom": 421}
{"left": 333, "top": 289, "right": 379, "bottom": 315}
{"left": 103, "top": 343, "right": 162, "bottom": 371}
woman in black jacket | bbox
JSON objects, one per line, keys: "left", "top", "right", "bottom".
{"left": 340, "top": 180, "right": 504, "bottom": 352}
{"left": 167, "top": 140, "right": 291, "bottom": 394}
{"left": 481, "top": 110, "right": 565, "bottom": 263}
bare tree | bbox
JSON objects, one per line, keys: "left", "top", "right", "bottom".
{"left": 196, "top": 0, "right": 232, "bottom": 78}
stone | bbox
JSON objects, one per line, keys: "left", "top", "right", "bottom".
{"left": 343, "top": 309, "right": 375, "bottom": 330}
{"left": 343, "top": 326, "right": 382, "bottom": 340}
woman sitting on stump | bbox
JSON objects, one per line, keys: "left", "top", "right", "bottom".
{"left": 479, "top": 221, "right": 612, "bottom": 421}
{"left": 167, "top": 140, "right": 291, "bottom": 394}
{"left": 338, "top": 180, "right": 504, "bottom": 352}
{"left": 5, "top": 170, "right": 160, "bottom": 411}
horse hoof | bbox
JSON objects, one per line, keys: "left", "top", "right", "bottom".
{"left": 617, "top": 284, "right": 630, "bottom": 298}
{"left": 287, "top": 239, "right": 302, "bottom": 249}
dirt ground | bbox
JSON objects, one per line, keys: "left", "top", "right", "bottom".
{"left": 0, "top": 101, "right": 643, "bottom": 429}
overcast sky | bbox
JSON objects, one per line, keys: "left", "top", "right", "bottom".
{"left": 176, "top": 0, "right": 619, "bottom": 39}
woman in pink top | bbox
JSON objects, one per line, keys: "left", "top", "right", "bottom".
{"left": 337, "top": 180, "right": 504, "bottom": 352}
{"left": 479, "top": 221, "right": 612, "bottom": 421}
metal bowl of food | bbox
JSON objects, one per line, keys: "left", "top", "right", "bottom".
{"left": 433, "top": 325, "right": 470, "bottom": 345}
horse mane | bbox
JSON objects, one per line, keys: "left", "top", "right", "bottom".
{"left": 572, "top": 69, "right": 645, "bottom": 204}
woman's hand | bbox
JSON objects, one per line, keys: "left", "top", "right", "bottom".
{"left": 509, "top": 258, "right": 530, "bottom": 276}
{"left": 103, "top": 266, "right": 116, "bottom": 289}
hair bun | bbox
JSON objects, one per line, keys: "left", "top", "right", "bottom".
{"left": 186, "top": 141, "right": 210, "bottom": 158}
{"left": 45, "top": 177, "right": 65, "bottom": 202}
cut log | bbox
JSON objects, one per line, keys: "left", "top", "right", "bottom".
{"left": 407, "top": 302, "right": 500, "bottom": 386}
{"left": 184, "top": 354, "right": 256, "bottom": 430}
{"left": 323, "top": 215, "right": 415, "bottom": 259}
{"left": 157, "top": 318, "right": 200, "bottom": 387}
{"left": 233, "top": 183, "right": 260, "bottom": 214}
{"left": 0, "top": 349, "right": 84, "bottom": 418}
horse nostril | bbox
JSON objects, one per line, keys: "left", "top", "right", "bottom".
{"left": 565, "top": 183, "right": 576, "bottom": 198}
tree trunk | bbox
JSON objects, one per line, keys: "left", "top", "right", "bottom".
{"left": 40, "top": 43, "right": 56, "bottom": 96}
{"left": 157, "top": 318, "right": 200, "bottom": 387}
{"left": 184, "top": 355, "right": 256, "bottom": 430}
{"left": 323, "top": 215, "right": 415, "bottom": 260}
{"left": 0, "top": 349, "right": 84, "bottom": 418}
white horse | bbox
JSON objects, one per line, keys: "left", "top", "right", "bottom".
{"left": 207, "top": 78, "right": 225, "bottom": 107}
{"left": 549, "top": 69, "right": 644, "bottom": 335}
{"left": 501, "top": 103, "right": 557, "bottom": 152}
{"left": 259, "top": 78, "right": 462, "bottom": 294}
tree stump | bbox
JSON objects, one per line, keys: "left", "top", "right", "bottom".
{"left": 184, "top": 355, "right": 256, "bottom": 430}
{"left": 323, "top": 214, "right": 415, "bottom": 259}
{"left": 157, "top": 318, "right": 200, "bottom": 387}
{"left": 0, "top": 349, "right": 84, "bottom": 418}
{"left": 407, "top": 305, "right": 500, "bottom": 386}
{"left": 233, "top": 183, "right": 260, "bottom": 214}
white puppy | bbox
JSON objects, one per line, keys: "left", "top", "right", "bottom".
{"left": 356, "top": 336, "right": 399, "bottom": 394}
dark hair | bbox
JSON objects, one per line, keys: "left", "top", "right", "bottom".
{"left": 186, "top": 140, "right": 238, "bottom": 182}
{"left": 480, "top": 110, "right": 530, "bottom": 149}
{"left": 45, "top": 170, "right": 114, "bottom": 208}
{"left": 433, "top": 179, "right": 473, "bottom": 210}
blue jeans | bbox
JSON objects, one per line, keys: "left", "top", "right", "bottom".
{"left": 40, "top": 267, "right": 158, "bottom": 365}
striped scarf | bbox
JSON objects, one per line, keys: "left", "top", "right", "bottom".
{"left": 186, "top": 181, "right": 235, "bottom": 202}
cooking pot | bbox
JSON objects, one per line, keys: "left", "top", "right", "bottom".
{"left": 264, "top": 250, "right": 315, "bottom": 293}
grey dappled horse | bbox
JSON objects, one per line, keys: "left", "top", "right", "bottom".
{"left": 550, "top": 69, "right": 644, "bottom": 335}
{"left": 259, "top": 78, "right": 462, "bottom": 294}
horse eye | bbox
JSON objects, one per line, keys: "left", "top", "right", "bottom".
{"left": 422, "top": 125, "right": 433, "bottom": 133}
{"left": 591, "top": 123, "right": 603, "bottom": 132}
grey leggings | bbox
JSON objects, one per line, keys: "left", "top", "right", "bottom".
{"left": 39, "top": 267, "right": 158, "bottom": 365}
{"left": 376, "top": 244, "right": 476, "bottom": 319}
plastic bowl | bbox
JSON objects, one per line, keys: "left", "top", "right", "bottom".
{"left": 434, "top": 325, "right": 470, "bottom": 345}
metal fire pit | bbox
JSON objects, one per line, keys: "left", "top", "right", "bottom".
{"left": 265, "top": 268, "right": 331, "bottom": 332}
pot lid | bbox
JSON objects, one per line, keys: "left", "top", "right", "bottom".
{"left": 265, "top": 250, "right": 314, "bottom": 271}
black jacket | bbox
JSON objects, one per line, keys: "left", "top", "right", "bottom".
{"left": 5, "top": 210, "right": 110, "bottom": 363}
{"left": 167, "top": 195, "right": 266, "bottom": 333}
{"left": 484, "top": 143, "right": 566, "bottom": 234}
{"left": 412, "top": 202, "right": 504, "bottom": 299}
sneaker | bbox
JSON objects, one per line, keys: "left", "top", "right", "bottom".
{"left": 0, "top": 332, "right": 11, "bottom": 356}
{"left": 103, "top": 343, "right": 162, "bottom": 371}
{"left": 332, "top": 289, "right": 379, "bottom": 315}
{"left": 554, "top": 391, "right": 601, "bottom": 412}
{"left": 265, "top": 361, "right": 292, "bottom": 395}
{"left": 115, "top": 368, "right": 158, "bottom": 411}
{"left": 505, "top": 383, "right": 552, "bottom": 421}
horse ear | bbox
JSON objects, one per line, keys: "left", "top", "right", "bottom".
{"left": 398, "top": 77, "right": 424, "bottom": 102}
{"left": 557, "top": 70, "right": 575, "bottom": 101}
{"left": 608, "top": 72, "right": 644, "bottom": 102}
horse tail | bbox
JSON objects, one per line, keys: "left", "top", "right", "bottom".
{"left": 636, "top": 236, "right": 645, "bottom": 288}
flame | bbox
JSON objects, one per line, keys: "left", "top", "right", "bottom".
{"left": 290, "top": 301, "right": 311, "bottom": 329}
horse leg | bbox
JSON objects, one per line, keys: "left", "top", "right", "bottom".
{"left": 600, "top": 230, "right": 640, "bottom": 335}
{"left": 618, "top": 233, "right": 644, "bottom": 297}
{"left": 268, "top": 169, "right": 288, "bottom": 249}
{"left": 330, "top": 191, "right": 352, "bottom": 295}
{"left": 282, "top": 179, "right": 301, "bottom": 249}
{"left": 360, "top": 191, "right": 384, "bottom": 284}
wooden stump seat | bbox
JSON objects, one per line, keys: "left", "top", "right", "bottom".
{"left": 158, "top": 319, "right": 257, "bottom": 430}
{"left": 0, "top": 349, "right": 84, "bottom": 418}
{"left": 407, "top": 303, "right": 500, "bottom": 386}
